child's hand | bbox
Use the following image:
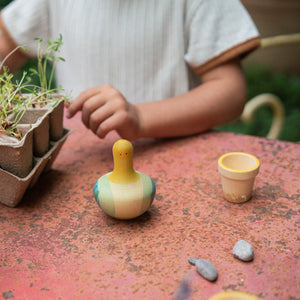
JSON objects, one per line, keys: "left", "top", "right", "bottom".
{"left": 66, "top": 84, "right": 141, "bottom": 140}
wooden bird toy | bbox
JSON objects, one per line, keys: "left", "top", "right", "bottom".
{"left": 94, "top": 139, "right": 156, "bottom": 219}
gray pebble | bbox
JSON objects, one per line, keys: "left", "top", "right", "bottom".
{"left": 195, "top": 259, "right": 218, "bottom": 282}
{"left": 188, "top": 257, "right": 198, "bottom": 265}
{"left": 233, "top": 240, "right": 254, "bottom": 261}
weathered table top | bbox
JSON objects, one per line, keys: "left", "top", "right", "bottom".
{"left": 0, "top": 114, "right": 299, "bottom": 300}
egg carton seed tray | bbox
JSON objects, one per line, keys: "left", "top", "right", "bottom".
{"left": 0, "top": 128, "right": 71, "bottom": 208}
{"left": 0, "top": 99, "right": 64, "bottom": 178}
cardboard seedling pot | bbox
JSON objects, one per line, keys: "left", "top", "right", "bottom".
{"left": 18, "top": 95, "right": 64, "bottom": 140}
{"left": 0, "top": 125, "right": 33, "bottom": 178}
{"left": 0, "top": 128, "right": 71, "bottom": 207}
{"left": 49, "top": 99, "right": 64, "bottom": 141}
{"left": 18, "top": 108, "right": 50, "bottom": 157}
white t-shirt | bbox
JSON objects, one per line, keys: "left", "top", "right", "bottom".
{"left": 2, "top": 0, "right": 259, "bottom": 101}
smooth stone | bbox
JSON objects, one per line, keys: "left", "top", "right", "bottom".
{"left": 188, "top": 257, "right": 198, "bottom": 266}
{"left": 233, "top": 240, "right": 254, "bottom": 262}
{"left": 195, "top": 259, "right": 218, "bottom": 282}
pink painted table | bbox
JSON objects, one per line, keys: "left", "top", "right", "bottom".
{"left": 0, "top": 114, "right": 299, "bottom": 300}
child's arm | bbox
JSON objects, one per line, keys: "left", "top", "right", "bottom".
{"left": 0, "top": 14, "right": 29, "bottom": 72}
{"left": 136, "top": 59, "right": 247, "bottom": 138}
{"left": 67, "top": 58, "right": 247, "bottom": 140}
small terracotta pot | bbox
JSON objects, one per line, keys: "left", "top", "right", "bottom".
{"left": 218, "top": 152, "right": 260, "bottom": 203}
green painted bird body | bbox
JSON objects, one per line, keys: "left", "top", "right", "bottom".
{"left": 94, "top": 139, "right": 156, "bottom": 219}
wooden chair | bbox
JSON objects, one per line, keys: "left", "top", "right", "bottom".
{"left": 241, "top": 33, "right": 300, "bottom": 139}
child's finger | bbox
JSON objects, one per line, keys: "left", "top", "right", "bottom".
{"left": 87, "top": 103, "right": 114, "bottom": 133}
{"left": 81, "top": 95, "right": 106, "bottom": 127}
{"left": 66, "top": 87, "right": 102, "bottom": 118}
{"left": 94, "top": 112, "right": 122, "bottom": 139}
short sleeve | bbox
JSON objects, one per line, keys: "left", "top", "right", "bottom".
{"left": 184, "top": 0, "right": 260, "bottom": 74}
{"left": 1, "top": 0, "right": 49, "bottom": 57}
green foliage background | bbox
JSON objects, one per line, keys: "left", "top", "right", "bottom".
{"left": 1, "top": 1, "right": 299, "bottom": 142}
{"left": 216, "top": 65, "right": 300, "bottom": 142}
{"left": 0, "top": 0, "right": 12, "bottom": 8}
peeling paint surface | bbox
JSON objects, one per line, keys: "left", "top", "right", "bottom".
{"left": 0, "top": 114, "right": 299, "bottom": 299}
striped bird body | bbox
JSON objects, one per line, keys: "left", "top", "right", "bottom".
{"left": 94, "top": 171, "right": 155, "bottom": 220}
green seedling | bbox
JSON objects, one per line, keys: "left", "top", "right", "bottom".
{"left": 0, "top": 35, "right": 69, "bottom": 140}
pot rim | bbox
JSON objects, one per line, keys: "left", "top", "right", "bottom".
{"left": 218, "top": 152, "right": 260, "bottom": 173}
